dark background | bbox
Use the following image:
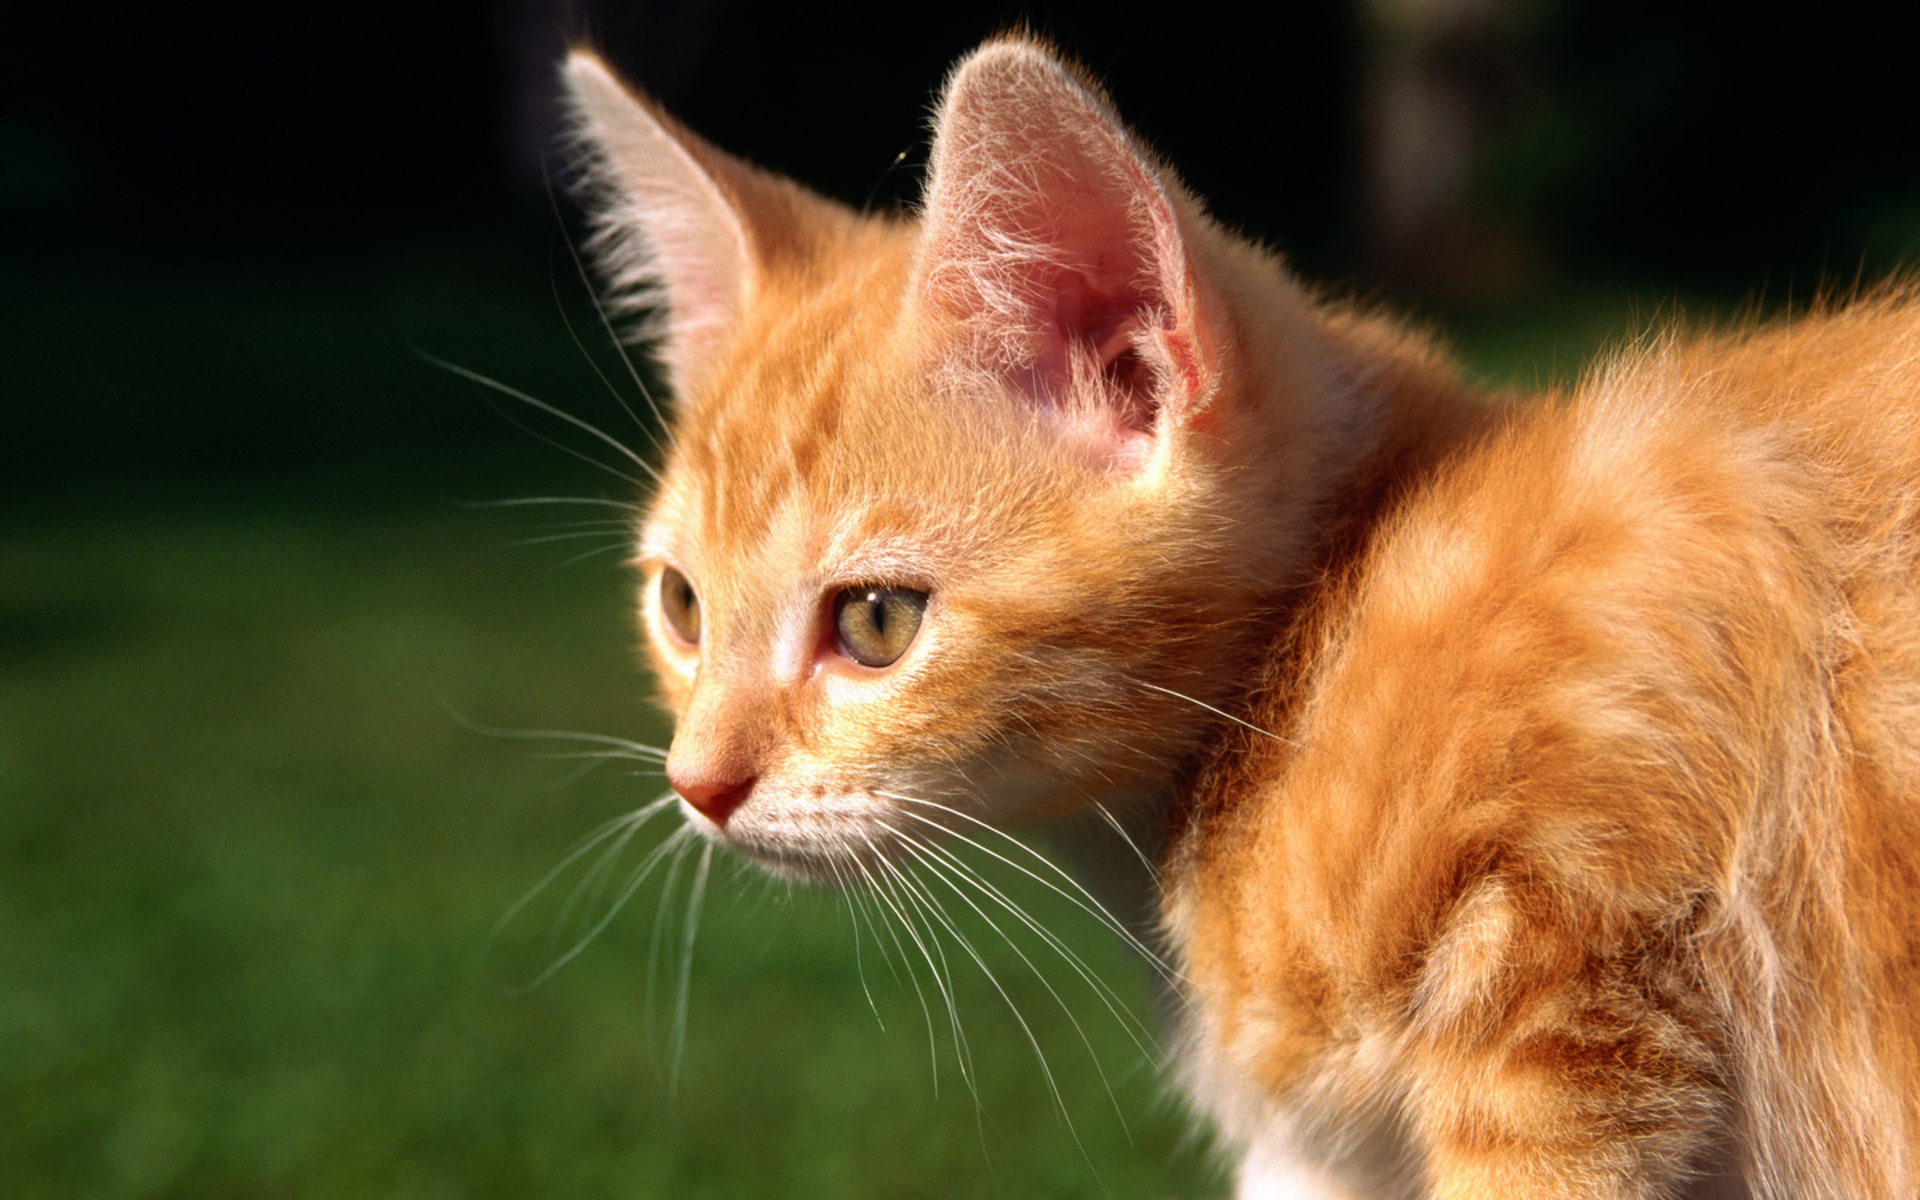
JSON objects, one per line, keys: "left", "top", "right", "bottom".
{"left": 8, "top": 0, "right": 1920, "bottom": 499}
{"left": 5, "top": 4, "right": 1919, "bottom": 1197}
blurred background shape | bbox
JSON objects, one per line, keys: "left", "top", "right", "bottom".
{"left": 4, "top": 2, "right": 1918, "bottom": 1197}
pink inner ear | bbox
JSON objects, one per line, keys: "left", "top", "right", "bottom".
{"left": 915, "top": 43, "right": 1205, "bottom": 464}
{"left": 1029, "top": 252, "right": 1160, "bottom": 434}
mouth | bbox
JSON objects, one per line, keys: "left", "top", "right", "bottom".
{"left": 681, "top": 791, "right": 922, "bottom": 886}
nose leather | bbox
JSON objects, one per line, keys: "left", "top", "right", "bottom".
{"left": 670, "top": 770, "right": 756, "bottom": 826}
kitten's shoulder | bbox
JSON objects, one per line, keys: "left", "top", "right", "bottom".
{"left": 1175, "top": 286, "right": 1920, "bottom": 967}
{"left": 1164, "top": 288, "right": 1920, "bottom": 1194}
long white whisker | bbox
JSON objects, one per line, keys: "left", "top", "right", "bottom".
{"left": 839, "top": 885, "right": 888, "bottom": 1033}
{"left": 906, "top": 831, "right": 1160, "bottom": 1064}
{"left": 838, "top": 855, "right": 914, "bottom": 1011}
{"left": 880, "top": 851, "right": 1077, "bottom": 1136}
{"left": 545, "top": 230, "right": 671, "bottom": 463}
{"left": 1132, "top": 679, "right": 1307, "bottom": 749}
{"left": 846, "top": 872, "right": 906, "bottom": 993}
{"left": 897, "top": 834, "right": 1135, "bottom": 1134}
{"left": 547, "top": 808, "right": 652, "bottom": 958}
{"left": 542, "top": 156, "right": 677, "bottom": 444}
{"left": 513, "top": 806, "right": 689, "bottom": 993}
{"left": 668, "top": 840, "right": 714, "bottom": 1094}
{"left": 461, "top": 495, "right": 643, "bottom": 514}
{"left": 511, "top": 527, "right": 639, "bottom": 549}
{"left": 855, "top": 883, "right": 946, "bottom": 1085}
{"left": 885, "top": 850, "right": 1108, "bottom": 1182}
{"left": 1092, "top": 801, "right": 1161, "bottom": 879}
{"left": 489, "top": 798, "right": 675, "bottom": 960}
{"left": 504, "top": 513, "right": 637, "bottom": 530}
{"left": 441, "top": 708, "right": 668, "bottom": 760}
{"left": 417, "top": 350, "right": 664, "bottom": 486}
{"left": 525, "top": 754, "right": 654, "bottom": 792}
{"left": 541, "top": 540, "right": 638, "bottom": 574}
{"left": 645, "top": 831, "right": 698, "bottom": 1055}
{"left": 880, "top": 793, "right": 1177, "bottom": 980}
{"left": 527, "top": 749, "right": 666, "bottom": 768}
{"left": 854, "top": 848, "right": 973, "bottom": 1100}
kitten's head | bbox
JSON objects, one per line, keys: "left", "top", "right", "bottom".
{"left": 563, "top": 38, "right": 1356, "bottom": 882}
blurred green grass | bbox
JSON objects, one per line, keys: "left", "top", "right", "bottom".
{"left": 0, "top": 255, "right": 1680, "bottom": 1198}
{"left": 1, "top": 494, "right": 1229, "bottom": 1197}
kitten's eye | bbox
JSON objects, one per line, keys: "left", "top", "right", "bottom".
{"left": 832, "top": 585, "right": 928, "bottom": 669}
{"left": 658, "top": 566, "right": 701, "bottom": 646}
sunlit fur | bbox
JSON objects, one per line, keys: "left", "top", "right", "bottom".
{"left": 564, "top": 36, "right": 1920, "bottom": 1200}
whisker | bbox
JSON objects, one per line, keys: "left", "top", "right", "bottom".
{"left": 879, "top": 793, "right": 1177, "bottom": 980}
{"left": 1131, "top": 679, "right": 1307, "bottom": 750}
{"left": 417, "top": 350, "right": 663, "bottom": 487}
{"left": 853, "top": 847, "right": 974, "bottom": 1100}
{"left": 546, "top": 226, "right": 671, "bottom": 463}
{"left": 1092, "top": 801, "right": 1161, "bottom": 879}
{"left": 838, "top": 855, "right": 913, "bottom": 1009}
{"left": 541, "top": 540, "right": 640, "bottom": 575}
{"left": 546, "top": 806, "right": 652, "bottom": 961}
{"left": 565, "top": 817, "right": 694, "bottom": 982}
{"left": 897, "top": 834, "right": 1135, "bottom": 1134}
{"left": 489, "top": 799, "right": 674, "bottom": 959}
{"left": 847, "top": 874, "right": 906, "bottom": 994}
{"left": 527, "top": 749, "right": 666, "bottom": 768}
{"left": 460, "top": 495, "right": 643, "bottom": 514}
{"left": 525, "top": 753, "right": 654, "bottom": 792}
{"left": 668, "top": 840, "right": 715, "bottom": 1094}
{"left": 839, "top": 885, "right": 888, "bottom": 1033}
{"left": 879, "top": 851, "right": 1077, "bottom": 1135}
{"left": 645, "top": 831, "right": 698, "bottom": 1035}
{"left": 904, "top": 831, "right": 1160, "bottom": 1064}
{"left": 441, "top": 707, "right": 668, "bottom": 760}
{"left": 853, "top": 884, "right": 947, "bottom": 1084}
{"left": 883, "top": 850, "right": 1111, "bottom": 1184}
{"left": 542, "top": 156, "right": 677, "bottom": 446}
{"left": 510, "top": 526, "right": 640, "bottom": 549}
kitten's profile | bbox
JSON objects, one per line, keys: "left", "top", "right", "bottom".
{"left": 561, "top": 36, "right": 1920, "bottom": 1200}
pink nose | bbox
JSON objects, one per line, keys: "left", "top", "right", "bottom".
{"left": 670, "top": 770, "right": 755, "bottom": 827}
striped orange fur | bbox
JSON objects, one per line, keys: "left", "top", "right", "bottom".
{"left": 563, "top": 36, "right": 1920, "bottom": 1199}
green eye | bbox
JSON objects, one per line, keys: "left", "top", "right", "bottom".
{"left": 832, "top": 585, "right": 928, "bottom": 668}
{"left": 659, "top": 566, "right": 701, "bottom": 646}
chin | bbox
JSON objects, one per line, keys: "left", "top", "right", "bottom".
{"left": 683, "top": 791, "right": 917, "bottom": 887}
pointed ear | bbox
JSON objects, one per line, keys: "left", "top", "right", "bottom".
{"left": 562, "top": 50, "right": 840, "bottom": 398}
{"left": 912, "top": 39, "right": 1217, "bottom": 466}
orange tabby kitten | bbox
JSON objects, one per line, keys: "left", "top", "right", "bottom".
{"left": 561, "top": 36, "right": 1920, "bottom": 1200}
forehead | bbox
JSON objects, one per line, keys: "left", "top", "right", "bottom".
{"left": 643, "top": 243, "right": 976, "bottom": 566}
{"left": 638, "top": 224, "right": 1102, "bottom": 594}
{"left": 659, "top": 306, "right": 867, "bottom": 563}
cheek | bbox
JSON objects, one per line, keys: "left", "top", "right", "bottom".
{"left": 806, "top": 664, "right": 993, "bottom": 781}
{"left": 641, "top": 633, "right": 696, "bottom": 715}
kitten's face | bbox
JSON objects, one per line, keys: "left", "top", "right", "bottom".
{"left": 567, "top": 40, "right": 1322, "bottom": 881}
{"left": 637, "top": 238, "right": 1237, "bottom": 881}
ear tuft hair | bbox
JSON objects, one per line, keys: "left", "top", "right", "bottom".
{"left": 560, "top": 50, "right": 758, "bottom": 397}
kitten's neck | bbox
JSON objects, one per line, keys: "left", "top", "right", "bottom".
{"left": 1186, "top": 230, "right": 1499, "bottom": 629}
{"left": 1051, "top": 289, "right": 1495, "bottom": 953}
{"left": 1314, "top": 301, "right": 1505, "bottom": 494}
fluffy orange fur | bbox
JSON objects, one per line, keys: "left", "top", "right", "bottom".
{"left": 563, "top": 37, "right": 1920, "bottom": 1200}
